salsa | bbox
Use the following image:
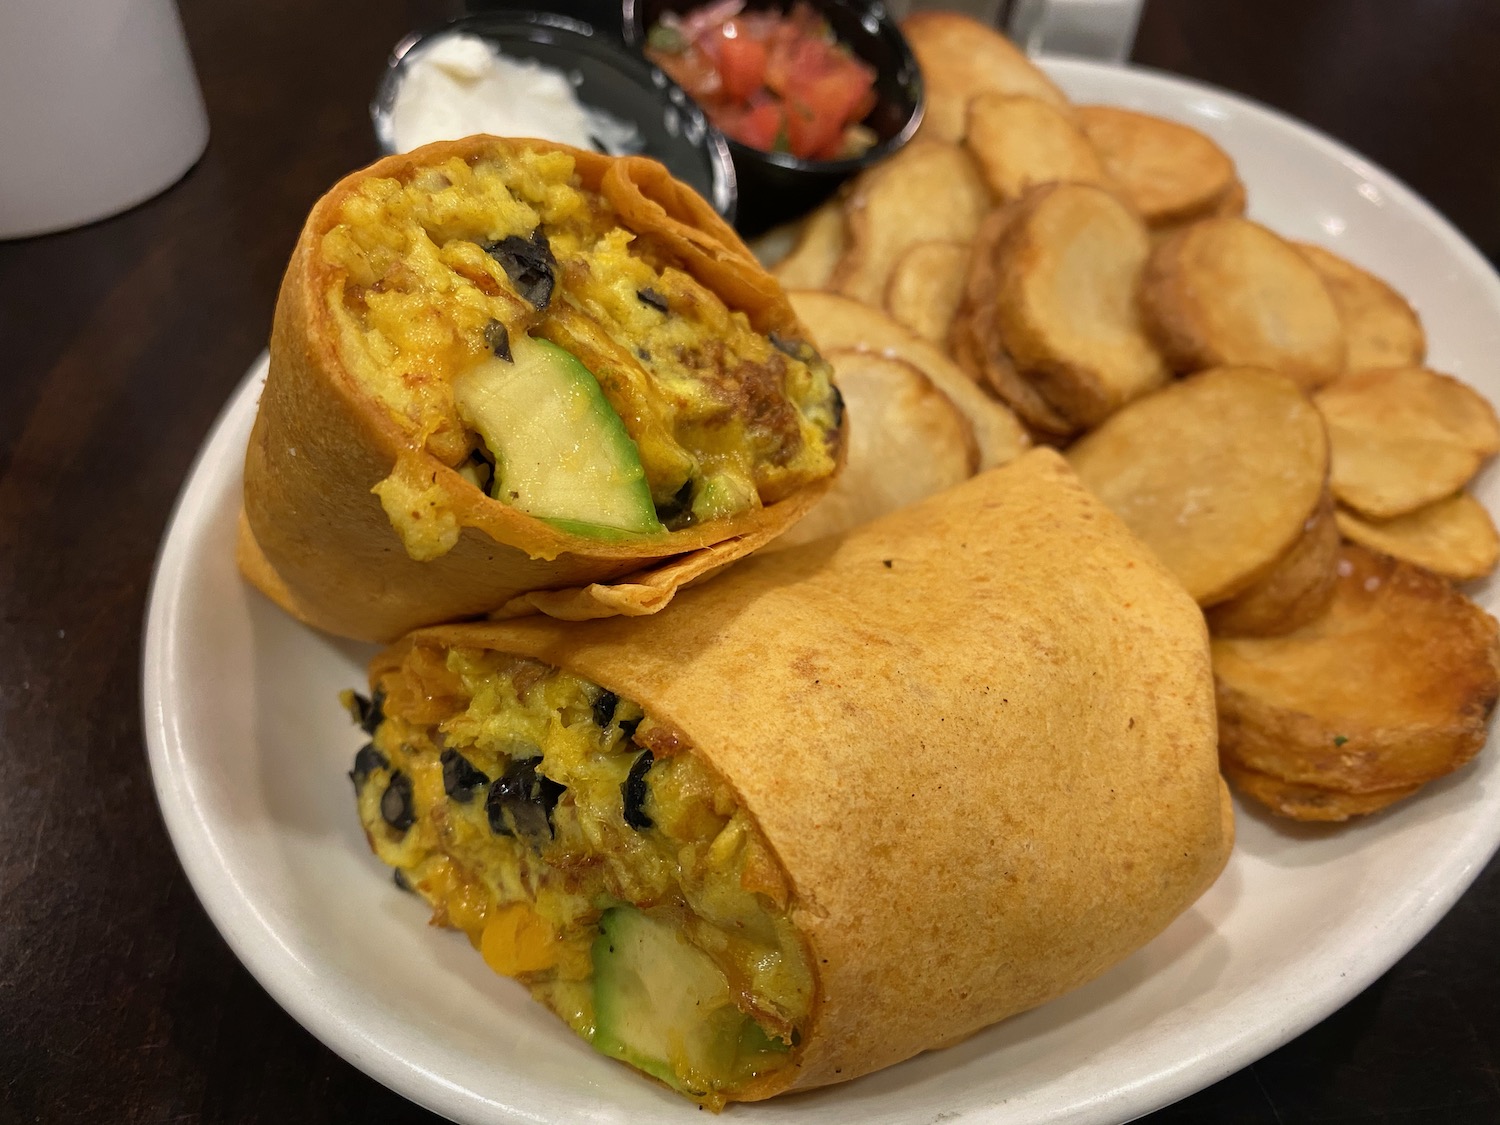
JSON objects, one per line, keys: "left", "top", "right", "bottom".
{"left": 645, "top": 1, "right": 879, "bottom": 161}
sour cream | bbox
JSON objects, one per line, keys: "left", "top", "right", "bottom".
{"left": 390, "top": 33, "right": 643, "bottom": 156}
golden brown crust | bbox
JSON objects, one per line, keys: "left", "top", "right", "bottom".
{"left": 1205, "top": 490, "right": 1339, "bottom": 637}
{"left": 240, "top": 136, "right": 844, "bottom": 642}
{"left": 966, "top": 94, "right": 1113, "bottom": 202}
{"left": 1140, "top": 217, "right": 1346, "bottom": 388}
{"left": 1076, "top": 106, "right": 1237, "bottom": 227}
{"left": 1334, "top": 492, "right": 1500, "bottom": 582}
{"left": 373, "top": 449, "right": 1231, "bottom": 1099}
{"left": 1213, "top": 543, "right": 1500, "bottom": 797}
{"left": 1220, "top": 759, "right": 1418, "bottom": 822}
{"left": 1295, "top": 242, "right": 1426, "bottom": 371}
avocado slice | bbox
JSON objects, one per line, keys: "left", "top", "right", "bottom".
{"left": 591, "top": 906, "right": 788, "bottom": 1096}
{"left": 453, "top": 336, "right": 664, "bottom": 536}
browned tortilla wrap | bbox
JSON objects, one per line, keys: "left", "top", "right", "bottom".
{"left": 375, "top": 448, "right": 1233, "bottom": 1098}
{"left": 240, "top": 136, "right": 844, "bottom": 643}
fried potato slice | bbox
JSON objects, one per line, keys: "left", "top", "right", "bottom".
{"left": 902, "top": 11, "right": 1072, "bottom": 143}
{"left": 1214, "top": 543, "right": 1500, "bottom": 799}
{"left": 1141, "top": 217, "right": 1345, "bottom": 389}
{"left": 965, "top": 94, "right": 1113, "bottom": 203}
{"left": 774, "top": 350, "right": 977, "bottom": 549}
{"left": 1315, "top": 366, "right": 1500, "bottom": 518}
{"left": 1335, "top": 492, "right": 1500, "bottom": 582}
{"left": 771, "top": 199, "right": 847, "bottom": 290}
{"left": 788, "top": 289, "right": 1029, "bottom": 468}
{"left": 1076, "top": 106, "right": 1238, "bottom": 227}
{"left": 1295, "top": 242, "right": 1426, "bottom": 371}
{"left": 992, "top": 183, "right": 1169, "bottom": 427}
{"left": 1220, "top": 759, "right": 1419, "bottom": 823}
{"left": 949, "top": 206, "right": 1078, "bottom": 440}
{"left": 884, "top": 241, "right": 969, "bottom": 344}
{"left": 1066, "top": 366, "right": 1328, "bottom": 605}
{"left": 1206, "top": 491, "right": 1339, "bottom": 637}
{"left": 832, "top": 139, "right": 991, "bottom": 308}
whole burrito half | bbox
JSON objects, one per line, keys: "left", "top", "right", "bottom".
{"left": 242, "top": 136, "right": 846, "bottom": 642}
{"left": 345, "top": 448, "right": 1232, "bottom": 1106}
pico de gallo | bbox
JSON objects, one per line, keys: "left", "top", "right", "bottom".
{"left": 644, "top": 1, "right": 880, "bottom": 161}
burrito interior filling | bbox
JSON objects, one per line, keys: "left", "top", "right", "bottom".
{"left": 346, "top": 644, "right": 811, "bottom": 1103}
{"left": 318, "top": 149, "right": 841, "bottom": 545}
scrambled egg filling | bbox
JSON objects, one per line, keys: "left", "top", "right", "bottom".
{"left": 319, "top": 149, "right": 841, "bottom": 542}
{"left": 349, "top": 645, "right": 811, "bottom": 1100}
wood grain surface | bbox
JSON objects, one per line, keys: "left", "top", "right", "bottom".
{"left": 1, "top": 0, "right": 1498, "bottom": 1121}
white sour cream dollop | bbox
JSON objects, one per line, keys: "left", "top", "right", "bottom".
{"left": 390, "top": 33, "right": 643, "bottom": 156}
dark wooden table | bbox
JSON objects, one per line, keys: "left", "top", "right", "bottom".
{"left": 3, "top": 0, "right": 1499, "bottom": 1121}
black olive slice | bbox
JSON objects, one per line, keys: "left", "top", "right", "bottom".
{"left": 830, "top": 383, "right": 846, "bottom": 430}
{"left": 486, "top": 757, "right": 565, "bottom": 841}
{"left": 591, "top": 689, "right": 620, "bottom": 729}
{"left": 349, "top": 743, "right": 388, "bottom": 787}
{"left": 622, "top": 751, "right": 654, "bottom": 830}
{"left": 441, "top": 748, "right": 491, "bottom": 803}
{"left": 393, "top": 868, "right": 414, "bottom": 893}
{"left": 344, "top": 688, "right": 386, "bottom": 735}
{"left": 380, "top": 770, "right": 415, "bottom": 831}
{"left": 654, "top": 478, "right": 695, "bottom": 526}
{"left": 768, "top": 332, "right": 803, "bottom": 358}
{"left": 482, "top": 229, "right": 556, "bottom": 310}
{"left": 483, "top": 318, "right": 513, "bottom": 361}
{"left": 637, "top": 287, "right": 669, "bottom": 313}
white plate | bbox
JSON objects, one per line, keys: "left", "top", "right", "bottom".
{"left": 144, "top": 58, "right": 1500, "bottom": 1125}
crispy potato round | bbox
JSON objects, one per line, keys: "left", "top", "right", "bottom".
{"left": 1076, "top": 106, "right": 1237, "bottom": 226}
{"left": 993, "top": 183, "right": 1169, "bottom": 427}
{"left": 884, "top": 241, "right": 970, "bottom": 344}
{"left": 1220, "top": 759, "right": 1419, "bottom": 823}
{"left": 1214, "top": 543, "right": 1500, "bottom": 795}
{"left": 1296, "top": 242, "right": 1425, "bottom": 371}
{"left": 949, "top": 206, "right": 1078, "bottom": 439}
{"left": 771, "top": 199, "right": 847, "bottom": 290}
{"left": 787, "top": 289, "right": 1029, "bottom": 469}
{"left": 832, "top": 139, "right": 991, "bottom": 307}
{"left": 966, "top": 94, "right": 1113, "bottom": 203}
{"left": 1335, "top": 493, "right": 1500, "bottom": 582}
{"left": 1066, "top": 366, "right": 1328, "bottom": 605}
{"left": 1141, "top": 217, "right": 1346, "bottom": 389}
{"left": 773, "top": 350, "right": 976, "bottom": 549}
{"left": 1206, "top": 490, "right": 1339, "bottom": 637}
{"left": 902, "top": 11, "right": 1072, "bottom": 142}
{"left": 1315, "top": 366, "right": 1500, "bottom": 518}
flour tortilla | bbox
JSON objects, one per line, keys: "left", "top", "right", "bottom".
{"left": 375, "top": 448, "right": 1233, "bottom": 1099}
{"left": 240, "top": 136, "right": 843, "bottom": 643}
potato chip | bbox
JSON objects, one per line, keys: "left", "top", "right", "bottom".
{"left": 901, "top": 11, "right": 1072, "bottom": 143}
{"left": 771, "top": 198, "right": 847, "bottom": 290}
{"left": 1066, "top": 366, "right": 1328, "bottom": 605}
{"left": 948, "top": 206, "right": 1078, "bottom": 440}
{"left": 1076, "top": 106, "right": 1237, "bottom": 226}
{"left": 787, "top": 288, "right": 1029, "bottom": 469}
{"left": 773, "top": 349, "right": 977, "bottom": 549}
{"left": 1315, "top": 366, "right": 1500, "bottom": 518}
{"left": 1335, "top": 492, "right": 1500, "bottom": 582}
{"left": 832, "top": 139, "right": 991, "bottom": 307}
{"left": 884, "top": 241, "right": 969, "bottom": 344}
{"left": 1141, "top": 217, "right": 1345, "bottom": 389}
{"left": 965, "top": 94, "right": 1113, "bottom": 203}
{"left": 1206, "top": 491, "right": 1339, "bottom": 637}
{"left": 992, "top": 183, "right": 1169, "bottom": 427}
{"left": 1214, "top": 543, "right": 1500, "bottom": 800}
{"left": 1219, "top": 759, "right": 1419, "bottom": 823}
{"left": 1296, "top": 242, "right": 1426, "bottom": 371}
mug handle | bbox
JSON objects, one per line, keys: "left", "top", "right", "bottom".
{"left": 1006, "top": 0, "right": 1144, "bottom": 62}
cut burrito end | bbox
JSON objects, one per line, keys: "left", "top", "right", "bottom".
{"left": 241, "top": 137, "right": 846, "bottom": 641}
{"left": 348, "top": 646, "right": 809, "bottom": 1108}
{"left": 340, "top": 450, "right": 1233, "bottom": 1104}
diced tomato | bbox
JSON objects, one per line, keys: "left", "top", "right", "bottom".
{"left": 715, "top": 27, "right": 769, "bottom": 101}
{"left": 720, "top": 99, "right": 785, "bottom": 152}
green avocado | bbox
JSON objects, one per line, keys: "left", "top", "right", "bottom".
{"left": 453, "top": 336, "right": 664, "bottom": 536}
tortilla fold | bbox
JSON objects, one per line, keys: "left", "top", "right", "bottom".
{"left": 241, "top": 136, "right": 843, "bottom": 643}
{"left": 374, "top": 448, "right": 1233, "bottom": 1098}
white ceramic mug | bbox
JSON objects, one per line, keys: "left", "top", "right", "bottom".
{"left": 0, "top": 0, "right": 210, "bottom": 239}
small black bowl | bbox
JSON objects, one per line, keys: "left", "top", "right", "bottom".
{"left": 622, "top": 0, "right": 924, "bottom": 234}
{"left": 371, "top": 11, "right": 737, "bottom": 219}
